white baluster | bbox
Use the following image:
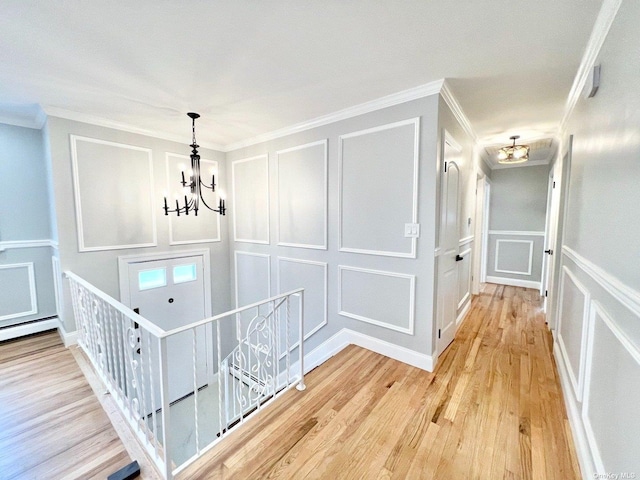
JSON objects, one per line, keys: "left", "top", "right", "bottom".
{"left": 286, "top": 297, "right": 291, "bottom": 386}
{"left": 192, "top": 328, "right": 200, "bottom": 454}
{"left": 146, "top": 326, "right": 158, "bottom": 461}
{"left": 158, "top": 336, "right": 172, "bottom": 480}
{"left": 297, "top": 291, "right": 306, "bottom": 391}
{"left": 216, "top": 320, "right": 224, "bottom": 438}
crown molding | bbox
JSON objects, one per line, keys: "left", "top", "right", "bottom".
{"left": 440, "top": 80, "right": 477, "bottom": 142}
{"left": 42, "top": 106, "right": 226, "bottom": 152}
{"left": 223, "top": 79, "right": 445, "bottom": 152}
{"left": 559, "top": 0, "right": 623, "bottom": 133}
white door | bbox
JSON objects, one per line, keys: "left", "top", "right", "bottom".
{"left": 436, "top": 134, "right": 461, "bottom": 355}
{"left": 541, "top": 171, "right": 556, "bottom": 311}
{"left": 128, "top": 255, "right": 209, "bottom": 404}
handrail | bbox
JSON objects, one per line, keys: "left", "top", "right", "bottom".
{"left": 64, "top": 270, "right": 165, "bottom": 337}
{"left": 163, "top": 288, "right": 303, "bottom": 337}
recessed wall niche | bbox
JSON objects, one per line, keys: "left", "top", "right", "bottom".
{"left": 70, "top": 135, "right": 156, "bottom": 251}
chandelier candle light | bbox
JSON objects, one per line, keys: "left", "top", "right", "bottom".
{"left": 497, "top": 135, "right": 530, "bottom": 164}
{"left": 163, "top": 112, "right": 226, "bottom": 216}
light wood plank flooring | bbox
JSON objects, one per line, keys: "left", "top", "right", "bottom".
{"left": 180, "top": 284, "right": 580, "bottom": 479}
{"left": 0, "top": 330, "right": 133, "bottom": 479}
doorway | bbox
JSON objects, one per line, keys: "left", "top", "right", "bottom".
{"left": 119, "top": 249, "right": 213, "bottom": 404}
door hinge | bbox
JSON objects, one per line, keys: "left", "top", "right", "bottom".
{"left": 553, "top": 181, "right": 556, "bottom": 188}
{"left": 444, "top": 161, "right": 448, "bottom": 173}
{"left": 438, "top": 329, "right": 441, "bottom": 339}
{"left": 545, "top": 290, "right": 548, "bottom": 297}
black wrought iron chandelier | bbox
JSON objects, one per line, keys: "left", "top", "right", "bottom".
{"left": 163, "top": 112, "right": 226, "bottom": 216}
{"left": 497, "top": 135, "right": 529, "bottom": 164}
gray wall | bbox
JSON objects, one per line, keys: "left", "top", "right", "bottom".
{"left": 46, "top": 117, "right": 232, "bottom": 332}
{"left": 0, "top": 123, "right": 57, "bottom": 327}
{"left": 486, "top": 164, "right": 549, "bottom": 285}
{"left": 225, "top": 94, "right": 441, "bottom": 359}
{"left": 552, "top": 0, "right": 640, "bottom": 476}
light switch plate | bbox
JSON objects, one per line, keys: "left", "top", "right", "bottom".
{"left": 404, "top": 223, "right": 420, "bottom": 238}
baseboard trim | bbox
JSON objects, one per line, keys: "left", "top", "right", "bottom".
{"left": 553, "top": 341, "right": 594, "bottom": 478}
{"left": 0, "top": 317, "right": 59, "bottom": 342}
{"left": 486, "top": 276, "right": 541, "bottom": 290}
{"left": 56, "top": 320, "right": 79, "bottom": 347}
{"left": 302, "top": 328, "right": 434, "bottom": 374}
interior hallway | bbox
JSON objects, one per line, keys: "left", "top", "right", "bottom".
{"left": 181, "top": 284, "right": 580, "bottom": 479}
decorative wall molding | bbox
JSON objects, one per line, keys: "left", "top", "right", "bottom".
{"left": 231, "top": 154, "right": 270, "bottom": 245}
{"left": 488, "top": 230, "right": 545, "bottom": 236}
{"left": 275, "top": 139, "right": 328, "bottom": 250}
{"left": 562, "top": 245, "right": 640, "bottom": 318}
{"left": 225, "top": 80, "right": 443, "bottom": 152}
{"left": 0, "top": 262, "right": 38, "bottom": 322}
{"left": 0, "top": 317, "right": 58, "bottom": 342}
{"left": 458, "top": 235, "right": 474, "bottom": 247}
{"left": 557, "top": 266, "right": 591, "bottom": 402}
{"left": 485, "top": 276, "right": 541, "bottom": 290}
{"left": 233, "top": 250, "right": 272, "bottom": 308}
{"left": 440, "top": 80, "right": 477, "bottom": 142}
{"left": 494, "top": 239, "right": 534, "bottom": 276}
{"left": 339, "top": 117, "right": 420, "bottom": 258}
{"left": 0, "top": 239, "right": 57, "bottom": 251}
{"left": 456, "top": 298, "right": 471, "bottom": 325}
{"left": 338, "top": 265, "right": 416, "bottom": 335}
{"left": 70, "top": 135, "right": 157, "bottom": 252}
{"left": 559, "top": 0, "right": 623, "bottom": 133}
{"left": 45, "top": 106, "right": 225, "bottom": 151}
{"left": 276, "top": 257, "right": 328, "bottom": 353}
{"left": 165, "top": 153, "right": 221, "bottom": 245}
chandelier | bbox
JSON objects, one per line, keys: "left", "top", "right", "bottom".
{"left": 497, "top": 135, "right": 529, "bottom": 164}
{"left": 163, "top": 113, "right": 226, "bottom": 216}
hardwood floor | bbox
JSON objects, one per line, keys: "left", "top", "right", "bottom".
{"left": 180, "top": 284, "right": 580, "bottom": 479}
{"left": 0, "top": 330, "right": 133, "bottom": 479}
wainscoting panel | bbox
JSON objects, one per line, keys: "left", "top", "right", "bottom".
{"left": 338, "top": 265, "right": 415, "bottom": 334}
{"left": 486, "top": 231, "right": 544, "bottom": 288}
{"left": 70, "top": 135, "right": 156, "bottom": 251}
{"left": 495, "top": 239, "right": 533, "bottom": 275}
{"left": 232, "top": 155, "right": 270, "bottom": 244}
{"left": 0, "top": 263, "right": 37, "bottom": 321}
{"left": 582, "top": 302, "right": 640, "bottom": 473}
{"left": 557, "top": 266, "right": 590, "bottom": 401}
{"left": 277, "top": 257, "right": 328, "bottom": 352}
{"left": 276, "top": 140, "right": 327, "bottom": 249}
{"left": 339, "top": 118, "right": 419, "bottom": 258}
{"left": 166, "top": 153, "right": 221, "bottom": 245}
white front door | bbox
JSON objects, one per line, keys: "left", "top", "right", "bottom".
{"left": 437, "top": 133, "right": 461, "bottom": 355}
{"left": 127, "top": 255, "right": 209, "bottom": 404}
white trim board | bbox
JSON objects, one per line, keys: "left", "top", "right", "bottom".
{"left": 488, "top": 230, "right": 545, "bottom": 236}
{"left": 556, "top": 266, "right": 591, "bottom": 402}
{"left": 338, "top": 265, "right": 416, "bottom": 335}
{"left": 56, "top": 318, "right": 79, "bottom": 347}
{"left": 0, "top": 239, "right": 57, "bottom": 251}
{"left": 275, "top": 139, "right": 328, "bottom": 250}
{"left": 338, "top": 117, "right": 420, "bottom": 258}
{"left": 302, "top": 328, "right": 434, "bottom": 374}
{"left": 231, "top": 154, "right": 270, "bottom": 245}
{"left": 559, "top": 0, "right": 623, "bottom": 133}
{"left": 70, "top": 135, "right": 157, "bottom": 252}
{"left": 485, "top": 276, "right": 541, "bottom": 290}
{"left": 0, "top": 263, "right": 38, "bottom": 322}
{"left": 494, "top": 239, "right": 534, "bottom": 276}
{"left": 458, "top": 235, "right": 474, "bottom": 247}
{"left": 0, "top": 318, "right": 58, "bottom": 342}
{"left": 276, "top": 256, "right": 328, "bottom": 353}
{"left": 562, "top": 245, "right": 640, "bottom": 318}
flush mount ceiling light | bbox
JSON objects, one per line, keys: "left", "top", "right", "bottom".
{"left": 163, "top": 113, "right": 226, "bottom": 216}
{"left": 497, "top": 135, "right": 529, "bottom": 164}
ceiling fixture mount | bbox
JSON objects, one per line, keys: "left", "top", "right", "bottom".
{"left": 497, "top": 135, "right": 529, "bottom": 164}
{"left": 163, "top": 112, "right": 226, "bottom": 216}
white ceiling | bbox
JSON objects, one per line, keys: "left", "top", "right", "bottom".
{"left": 0, "top": 1, "right": 603, "bottom": 150}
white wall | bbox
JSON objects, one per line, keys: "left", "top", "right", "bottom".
{"left": 45, "top": 117, "right": 232, "bottom": 332}
{"left": 486, "top": 165, "right": 549, "bottom": 289}
{"left": 0, "top": 123, "right": 57, "bottom": 328}
{"left": 553, "top": 0, "right": 640, "bottom": 475}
